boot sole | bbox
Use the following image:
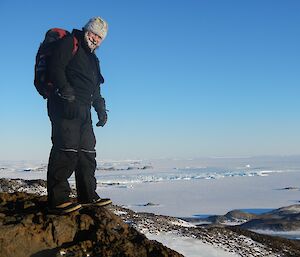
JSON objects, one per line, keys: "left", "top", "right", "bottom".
{"left": 82, "top": 199, "right": 112, "bottom": 207}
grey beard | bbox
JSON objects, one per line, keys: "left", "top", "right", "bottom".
{"left": 84, "top": 32, "right": 99, "bottom": 52}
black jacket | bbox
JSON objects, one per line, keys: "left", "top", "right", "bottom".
{"left": 49, "top": 29, "right": 104, "bottom": 110}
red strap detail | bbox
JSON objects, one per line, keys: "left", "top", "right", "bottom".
{"left": 72, "top": 37, "right": 79, "bottom": 55}
{"left": 51, "top": 28, "right": 68, "bottom": 38}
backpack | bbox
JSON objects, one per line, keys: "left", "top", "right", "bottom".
{"left": 34, "top": 28, "right": 79, "bottom": 99}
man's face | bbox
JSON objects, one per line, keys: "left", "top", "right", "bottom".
{"left": 84, "top": 30, "right": 103, "bottom": 52}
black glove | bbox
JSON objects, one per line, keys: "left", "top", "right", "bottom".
{"left": 56, "top": 87, "right": 78, "bottom": 119}
{"left": 93, "top": 97, "right": 108, "bottom": 127}
{"left": 96, "top": 110, "right": 108, "bottom": 127}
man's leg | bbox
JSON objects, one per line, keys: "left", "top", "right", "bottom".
{"left": 47, "top": 117, "right": 81, "bottom": 208}
{"left": 75, "top": 116, "right": 99, "bottom": 203}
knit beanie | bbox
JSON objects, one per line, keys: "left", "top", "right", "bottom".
{"left": 84, "top": 17, "right": 108, "bottom": 40}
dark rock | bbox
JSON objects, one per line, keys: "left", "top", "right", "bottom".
{"left": 0, "top": 192, "right": 183, "bottom": 257}
{"left": 241, "top": 215, "right": 300, "bottom": 231}
{"left": 278, "top": 187, "right": 300, "bottom": 191}
{"left": 240, "top": 205, "right": 300, "bottom": 231}
{"left": 137, "top": 202, "right": 159, "bottom": 207}
{"left": 224, "top": 210, "right": 257, "bottom": 220}
{"left": 203, "top": 209, "right": 256, "bottom": 224}
{"left": 198, "top": 204, "right": 300, "bottom": 232}
{"left": 141, "top": 166, "right": 153, "bottom": 170}
{"left": 0, "top": 178, "right": 47, "bottom": 194}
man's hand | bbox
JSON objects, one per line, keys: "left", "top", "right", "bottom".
{"left": 96, "top": 110, "right": 108, "bottom": 127}
{"left": 56, "top": 87, "right": 78, "bottom": 119}
{"left": 93, "top": 97, "right": 108, "bottom": 127}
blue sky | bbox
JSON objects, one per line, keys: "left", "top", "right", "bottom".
{"left": 0, "top": 0, "right": 299, "bottom": 161}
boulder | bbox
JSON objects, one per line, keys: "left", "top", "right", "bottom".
{"left": 0, "top": 192, "right": 182, "bottom": 257}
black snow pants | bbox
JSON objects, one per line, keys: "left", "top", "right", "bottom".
{"left": 47, "top": 97, "right": 99, "bottom": 207}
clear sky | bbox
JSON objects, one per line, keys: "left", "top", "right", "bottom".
{"left": 0, "top": 0, "right": 299, "bottom": 161}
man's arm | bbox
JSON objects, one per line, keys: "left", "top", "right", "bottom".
{"left": 92, "top": 84, "right": 108, "bottom": 127}
{"left": 92, "top": 58, "right": 105, "bottom": 111}
{"left": 48, "top": 35, "right": 75, "bottom": 99}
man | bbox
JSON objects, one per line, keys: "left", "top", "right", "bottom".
{"left": 47, "top": 17, "right": 112, "bottom": 214}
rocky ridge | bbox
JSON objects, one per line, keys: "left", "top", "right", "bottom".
{"left": 1, "top": 178, "right": 300, "bottom": 256}
{"left": 190, "top": 204, "right": 300, "bottom": 231}
{"left": 109, "top": 205, "right": 300, "bottom": 257}
{"left": 0, "top": 192, "right": 182, "bottom": 257}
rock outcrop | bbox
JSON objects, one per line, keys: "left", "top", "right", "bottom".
{"left": 2, "top": 178, "right": 300, "bottom": 257}
{"left": 240, "top": 205, "right": 300, "bottom": 231}
{"left": 0, "top": 192, "right": 182, "bottom": 257}
{"left": 193, "top": 204, "right": 300, "bottom": 231}
{"left": 205, "top": 209, "right": 257, "bottom": 224}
